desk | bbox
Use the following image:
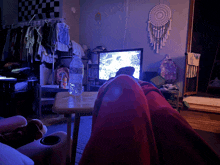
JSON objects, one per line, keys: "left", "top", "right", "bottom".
{"left": 0, "top": 77, "right": 17, "bottom": 117}
{"left": 52, "top": 92, "right": 98, "bottom": 164}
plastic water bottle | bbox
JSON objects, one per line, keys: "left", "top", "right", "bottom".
{"left": 69, "top": 55, "right": 84, "bottom": 95}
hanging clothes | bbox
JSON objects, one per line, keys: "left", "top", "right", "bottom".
{"left": 13, "top": 27, "right": 23, "bottom": 61}
{"left": 19, "top": 26, "right": 28, "bottom": 61}
{"left": 22, "top": 26, "right": 34, "bottom": 62}
{"left": 33, "top": 26, "right": 43, "bottom": 63}
{"left": 9, "top": 29, "right": 18, "bottom": 60}
{"left": 1, "top": 20, "right": 71, "bottom": 66}
{"left": 56, "top": 23, "right": 70, "bottom": 52}
{"left": 0, "top": 29, "right": 8, "bottom": 61}
{"left": 51, "top": 22, "right": 57, "bottom": 52}
{"left": 40, "top": 22, "right": 58, "bottom": 59}
{"left": 36, "top": 45, "right": 58, "bottom": 67}
{"left": 26, "top": 27, "right": 35, "bottom": 63}
{"left": 2, "top": 29, "right": 11, "bottom": 61}
{"left": 186, "top": 53, "right": 201, "bottom": 78}
{"left": 70, "top": 40, "right": 85, "bottom": 58}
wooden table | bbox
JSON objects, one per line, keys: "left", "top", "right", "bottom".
{"left": 52, "top": 92, "right": 98, "bottom": 164}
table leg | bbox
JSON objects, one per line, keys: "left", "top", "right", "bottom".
{"left": 177, "top": 93, "right": 179, "bottom": 112}
{"left": 71, "top": 113, "right": 81, "bottom": 165}
{"left": 65, "top": 114, "right": 72, "bottom": 165}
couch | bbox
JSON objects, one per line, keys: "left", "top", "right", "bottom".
{"left": 0, "top": 115, "right": 69, "bottom": 165}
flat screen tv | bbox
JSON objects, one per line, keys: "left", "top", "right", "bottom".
{"left": 98, "top": 48, "right": 143, "bottom": 83}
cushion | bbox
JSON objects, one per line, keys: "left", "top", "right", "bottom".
{"left": 0, "top": 142, "right": 34, "bottom": 165}
{"left": 115, "top": 66, "right": 135, "bottom": 77}
{"left": 150, "top": 75, "right": 166, "bottom": 88}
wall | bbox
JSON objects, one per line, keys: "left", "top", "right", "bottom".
{"left": 0, "top": 1, "right": 2, "bottom": 27}
{"left": 79, "top": 0, "right": 190, "bottom": 96}
{"left": 1, "top": 0, "right": 79, "bottom": 42}
{"left": 62, "top": 0, "right": 80, "bottom": 42}
{"left": 2, "top": 0, "right": 18, "bottom": 26}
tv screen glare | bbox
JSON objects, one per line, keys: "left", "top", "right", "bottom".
{"left": 98, "top": 48, "right": 143, "bottom": 81}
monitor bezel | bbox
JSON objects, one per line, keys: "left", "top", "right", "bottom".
{"left": 97, "top": 48, "right": 143, "bottom": 84}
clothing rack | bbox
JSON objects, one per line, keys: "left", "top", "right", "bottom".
{"left": 2, "top": 17, "right": 67, "bottom": 29}
{"left": 2, "top": 17, "right": 70, "bottom": 85}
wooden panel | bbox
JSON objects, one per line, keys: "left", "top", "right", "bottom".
{"left": 183, "top": 96, "right": 220, "bottom": 113}
{"left": 188, "top": 104, "right": 220, "bottom": 114}
{"left": 184, "top": 56, "right": 200, "bottom": 96}
{"left": 186, "top": 0, "right": 195, "bottom": 53}
{"left": 184, "top": 96, "right": 220, "bottom": 107}
{"left": 184, "top": 0, "right": 198, "bottom": 96}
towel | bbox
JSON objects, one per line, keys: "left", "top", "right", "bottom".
{"left": 188, "top": 52, "right": 200, "bottom": 66}
{"left": 71, "top": 40, "right": 85, "bottom": 58}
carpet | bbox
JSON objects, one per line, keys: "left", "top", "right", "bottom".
{"left": 44, "top": 115, "right": 92, "bottom": 165}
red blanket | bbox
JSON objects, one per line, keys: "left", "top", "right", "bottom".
{"left": 79, "top": 75, "right": 220, "bottom": 165}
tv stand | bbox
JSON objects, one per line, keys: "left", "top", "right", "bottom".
{"left": 87, "top": 64, "right": 99, "bottom": 91}
{"left": 89, "top": 85, "right": 101, "bottom": 91}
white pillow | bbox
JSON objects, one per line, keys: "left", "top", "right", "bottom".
{"left": 0, "top": 142, "right": 34, "bottom": 165}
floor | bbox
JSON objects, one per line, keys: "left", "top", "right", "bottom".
{"left": 36, "top": 101, "right": 220, "bottom": 159}
{"left": 181, "top": 93, "right": 220, "bottom": 155}
{"left": 23, "top": 92, "right": 220, "bottom": 164}
{"left": 197, "top": 91, "right": 220, "bottom": 98}
{"left": 195, "top": 129, "right": 220, "bottom": 156}
{"left": 38, "top": 111, "right": 220, "bottom": 165}
{"left": 182, "top": 94, "right": 220, "bottom": 133}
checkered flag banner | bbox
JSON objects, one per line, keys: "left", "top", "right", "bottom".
{"left": 18, "top": 0, "right": 62, "bottom": 22}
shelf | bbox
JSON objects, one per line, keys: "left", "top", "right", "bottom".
{"left": 88, "top": 63, "right": 98, "bottom": 65}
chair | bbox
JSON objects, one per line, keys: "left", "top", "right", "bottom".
{"left": 35, "top": 84, "right": 68, "bottom": 118}
{"left": 0, "top": 115, "right": 69, "bottom": 165}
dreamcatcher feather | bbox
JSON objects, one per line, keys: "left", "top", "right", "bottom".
{"left": 148, "top": 4, "right": 172, "bottom": 53}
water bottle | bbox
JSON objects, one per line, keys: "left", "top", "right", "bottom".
{"left": 69, "top": 55, "right": 84, "bottom": 95}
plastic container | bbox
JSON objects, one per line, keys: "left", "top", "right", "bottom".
{"left": 69, "top": 55, "right": 84, "bottom": 95}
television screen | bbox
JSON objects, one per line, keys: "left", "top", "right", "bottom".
{"left": 98, "top": 48, "right": 143, "bottom": 81}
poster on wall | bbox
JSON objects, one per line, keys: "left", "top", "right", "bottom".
{"left": 18, "top": 0, "right": 62, "bottom": 22}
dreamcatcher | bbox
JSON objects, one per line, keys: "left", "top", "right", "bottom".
{"left": 148, "top": 4, "right": 172, "bottom": 53}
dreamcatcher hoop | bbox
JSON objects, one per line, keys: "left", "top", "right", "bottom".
{"left": 148, "top": 4, "right": 172, "bottom": 53}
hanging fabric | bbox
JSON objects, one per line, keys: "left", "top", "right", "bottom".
{"left": 37, "top": 45, "right": 58, "bottom": 64}
{"left": 186, "top": 52, "right": 201, "bottom": 78}
{"left": 1, "top": 29, "right": 10, "bottom": 61}
{"left": 13, "top": 27, "right": 23, "bottom": 60}
{"left": 56, "top": 22, "right": 70, "bottom": 52}
{"left": 0, "top": 29, "right": 8, "bottom": 61}
{"left": 25, "top": 26, "right": 35, "bottom": 63}
{"left": 33, "top": 25, "right": 44, "bottom": 62}
{"left": 1, "top": 18, "right": 70, "bottom": 65}
{"left": 20, "top": 26, "right": 29, "bottom": 61}
{"left": 148, "top": 4, "right": 172, "bottom": 53}
{"left": 70, "top": 40, "right": 85, "bottom": 58}
{"left": 187, "top": 52, "right": 200, "bottom": 66}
